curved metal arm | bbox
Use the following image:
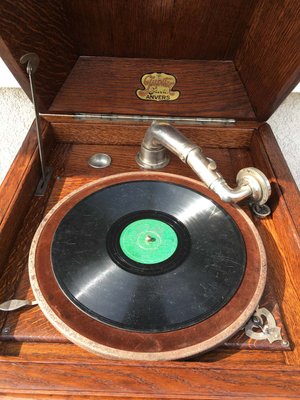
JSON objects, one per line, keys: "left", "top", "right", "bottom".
{"left": 136, "top": 121, "right": 271, "bottom": 205}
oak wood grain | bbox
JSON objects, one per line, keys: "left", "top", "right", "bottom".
{"left": 0, "top": 120, "right": 47, "bottom": 225}
{"left": 0, "top": 0, "right": 78, "bottom": 111}
{"left": 0, "top": 120, "right": 53, "bottom": 272}
{"left": 256, "top": 124, "right": 300, "bottom": 235}
{"left": 0, "top": 342, "right": 284, "bottom": 367}
{"left": 0, "top": 361, "right": 299, "bottom": 398}
{"left": 50, "top": 57, "right": 255, "bottom": 119}
{"left": 49, "top": 119, "right": 255, "bottom": 148}
{"left": 235, "top": 0, "right": 300, "bottom": 120}
{"left": 2, "top": 0, "right": 299, "bottom": 121}
{"left": 249, "top": 132, "right": 300, "bottom": 367}
{"left": 63, "top": 0, "right": 257, "bottom": 60}
{"left": 0, "top": 143, "right": 71, "bottom": 334}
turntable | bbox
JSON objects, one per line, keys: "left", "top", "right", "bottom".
{"left": 28, "top": 122, "right": 271, "bottom": 361}
{"left": 0, "top": 0, "right": 300, "bottom": 397}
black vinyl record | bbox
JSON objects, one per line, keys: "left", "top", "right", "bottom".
{"left": 51, "top": 180, "right": 246, "bottom": 333}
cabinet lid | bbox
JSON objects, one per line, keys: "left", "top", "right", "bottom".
{"left": 0, "top": 0, "right": 299, "bottom": 121}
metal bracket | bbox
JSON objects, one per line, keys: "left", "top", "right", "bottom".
{"left": 20, "top": 53, "right": 52, "bottom": 196}
{"left": 35, "top": 166, "right": 52, "bottom": 196}
{"left": 244, "top": 307, "right": 287, "bottom": 345}
{"left": 0, "top": 299, "right": 38, "bottom": 312}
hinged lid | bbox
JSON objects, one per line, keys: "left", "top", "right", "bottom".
{"left": 0, "top": 0, "right": 299, "bottom": 121}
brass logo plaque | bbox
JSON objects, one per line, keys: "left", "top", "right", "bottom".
{"left": 136, "top": 72, "right": 180, "bottom": 102}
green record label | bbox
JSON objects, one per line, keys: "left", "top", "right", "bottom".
{"left": 119, "top": 218, "right": 178, "bottom": 264}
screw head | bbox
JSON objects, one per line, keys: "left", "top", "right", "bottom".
{"left": 2, "top": 327, "right": 10, "bottom": 335}
{"left": 282, "top": 340, "right": 290, "bottom": 347}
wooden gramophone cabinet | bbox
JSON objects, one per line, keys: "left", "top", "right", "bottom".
{"left": 0, "top": 0, "right": 300, "bottom": 397}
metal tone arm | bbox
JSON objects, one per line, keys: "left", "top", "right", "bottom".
{"left": 136, "top": 121, "right": 271, "bottom": 205}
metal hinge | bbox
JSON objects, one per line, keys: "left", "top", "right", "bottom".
{"left": 45, "top": 113, "right": 236, "bottom": 125}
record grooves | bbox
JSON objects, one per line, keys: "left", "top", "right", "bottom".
{"left": 51, "top": 179, "right": 246, "bottom": 333}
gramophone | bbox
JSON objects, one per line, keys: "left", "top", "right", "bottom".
{"left": 0, "top": 0, "right": 299, "bottom": 397}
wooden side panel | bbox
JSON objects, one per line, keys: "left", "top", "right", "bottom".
{"left": 257, "top": 124, "right": 300, "bottom": 234}
{"left": 0, "top": 0, "right": 78, "bottom": 111}
{"left": 49, "top": 119, "right": 255, "bottom": 148}
{"left": 0, "top": 361, "right": 299, "bottom": 398}
{"left": 235, "top": 0, "right": 300, "bottom": 121}
{"left": 50, "top": 57, "right": 255, "bottom": 119}
{"left": 250, "top": 129, "right": 300, "bottom": 366}
{"left": 63, "top": 0, "right": 257, "bottom": 60}
{"left": 0, "top": 142, "right": 71, "bottom": 333}
{"left": 0, "top": 120, "right": 53, "bottom": 272}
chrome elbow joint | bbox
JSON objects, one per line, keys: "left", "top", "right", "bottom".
{"left": 137, "top": 121, "right": 197, "bottom": 169}
{"left": 209, "top": 170, "right": 271, "bottom": 205}
{"left": 136, "top": 121, "right": 271, "bottom": 206}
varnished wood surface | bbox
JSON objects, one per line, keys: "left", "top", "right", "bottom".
{"left": 0, "top": 143, "right": 71, "bottom": 334}
{"left": 48, "top": 118, "right": 256, "bottom": 148}
{"left": 0, "top": 360, "right": 300, "bottom": 398}
{"left": 0, "top": 342, "right": 286, "bottom": 367}
{"left": 0, "top": 0, "right": 78, "bottom": 112}
{"left": 235, "top": 0, "right": 300, "bottom": 120}
{"left": 0, "top": 120, "right": 53, "bottom": 272}
{"left": 63, "top": 0, "right": 257, "bottom": 60}
{"left": 50, "top": 57, "right": 255, "bottom": 119}
{"left": 249, "top": 132, "right": 300, "bottom": 368}
{"left": 257, "top": 124, "right": 300, "bottom": 235}
{"left": 0, "top": 120, "right": 47, "bottom": 225}
{"left": 2, "top": 1, "right": 300, "bottom": 122}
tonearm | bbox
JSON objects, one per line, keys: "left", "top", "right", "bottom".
{"left": 137, "top": 121, "right": 271, "bottom": 206}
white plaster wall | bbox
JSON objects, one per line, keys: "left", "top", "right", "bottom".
{"left": 0, "top": 56, "right": 299, "bottom": 188}
{"left": 0, "top": 88, "right": 34, "bottom": 182}
{"left": 268, "top": 94, "right": 300, "bottom": 187}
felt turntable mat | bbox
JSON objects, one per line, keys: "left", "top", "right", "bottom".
{"left": 51, "top": 180, "right": 246, "bottom": 333}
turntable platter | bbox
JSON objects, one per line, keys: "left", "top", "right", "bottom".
{"left": 29, "top": 172, "right": 266, "bottom": 361}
